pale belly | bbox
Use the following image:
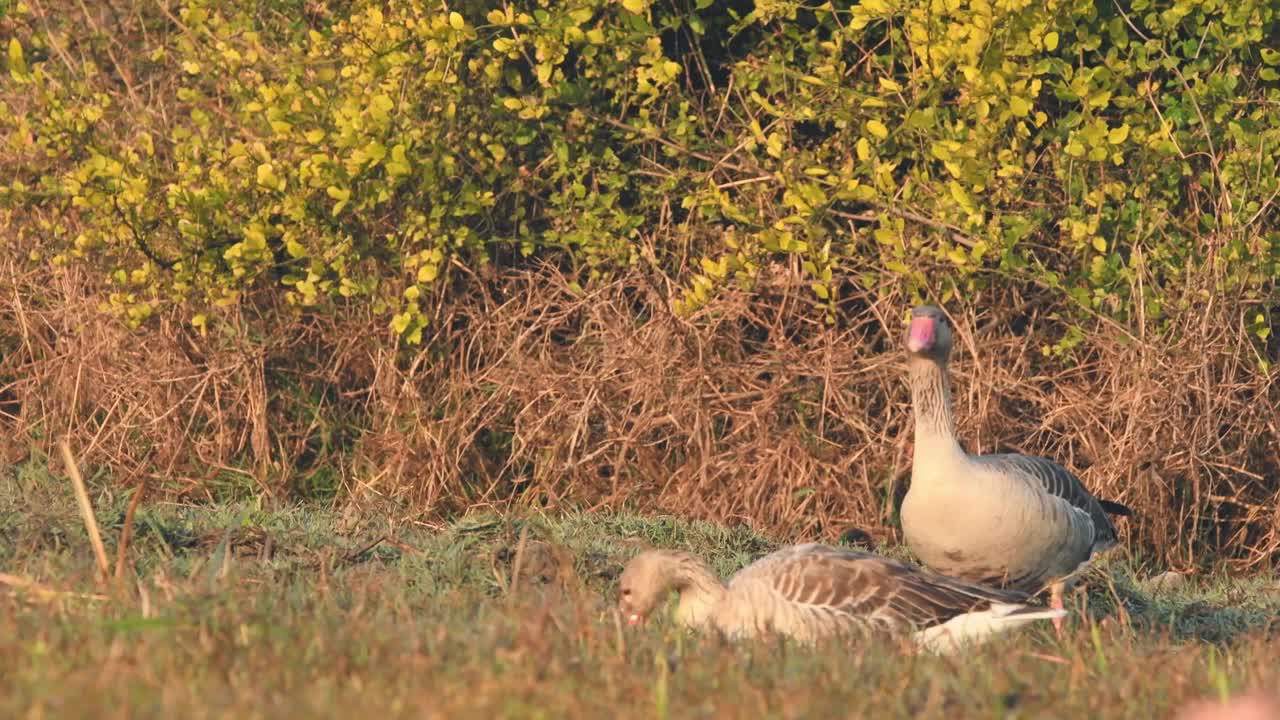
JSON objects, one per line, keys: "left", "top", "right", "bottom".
{"left": 900, "top": 482, "right": 1058, "bottom": 590}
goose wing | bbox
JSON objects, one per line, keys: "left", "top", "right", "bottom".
{"left": 735, "top": 544, "right": 1032, "bottom": 632}
{"left": 975, "top": 453, "right": 1120, "bottom": 550}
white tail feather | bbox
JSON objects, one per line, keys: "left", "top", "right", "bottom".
{"left": 912, "top": 603, "right": 1066, "bottom": 655}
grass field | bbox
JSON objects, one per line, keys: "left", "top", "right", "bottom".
{"left": 3, "top": 460, "right": 1279, "bottom": 720}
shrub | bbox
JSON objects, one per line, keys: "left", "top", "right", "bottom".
{"left": 6, "top": 0, "right": 1278, "bottom": 342}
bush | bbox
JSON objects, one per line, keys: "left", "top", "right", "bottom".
{"left": 5, "top": 0, "right": 1280, "bottom": 342}
{"left": 1, "top": 0, "right": 1278, "bottom": 566}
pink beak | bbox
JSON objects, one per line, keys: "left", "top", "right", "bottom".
{"left": 905, "top": 316, "right": 935, "bottom": 353}
{"left": 626, "top": 613, "right": 642, "bottom": 626}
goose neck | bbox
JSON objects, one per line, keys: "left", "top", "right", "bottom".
{"left": 907, "top": 356, "right": 962, "bottom": 458}
{"left": 668, "top": 557, "right": 727, "bottom": 629}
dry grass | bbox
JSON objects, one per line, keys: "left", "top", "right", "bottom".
{"left": 2, "top": 254, "right": 1278, "bottom": 572}
{"left": 1, "top": 468, "right": 1278, "bottom": 720}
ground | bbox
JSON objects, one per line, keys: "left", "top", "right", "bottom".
{"left": 2, "top": 460, "right": 1278, "bottom": 719}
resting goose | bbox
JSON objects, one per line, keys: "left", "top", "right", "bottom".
{"left": 899, "top": 305, "right": 1131, "bottom": 627}
{"left": 616, "top": 544, "right": 1064, "bottom": 654}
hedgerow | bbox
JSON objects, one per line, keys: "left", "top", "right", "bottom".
{"left": 4, "top": 0, "right": 1277, "bottom": 346}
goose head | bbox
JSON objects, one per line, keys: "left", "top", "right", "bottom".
{"left": 904, "top": 305, "right": 954, "bottom": 364}
{"left": 617, "top": 550, "right": 676, "bottom": 626}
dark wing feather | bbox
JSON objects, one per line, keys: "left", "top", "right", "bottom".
{"left": 975, "top": 453, "right": 1119, "bottom": 548}
{"left": 1099, "top": 498, "right": 1134, "bottom": 517}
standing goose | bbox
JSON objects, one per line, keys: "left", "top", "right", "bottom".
{"left": 617, "top": 544, "right": 1064, "bottom": 654}
{"left": 899, "top": 305, "right": 1131, "bottom": 627}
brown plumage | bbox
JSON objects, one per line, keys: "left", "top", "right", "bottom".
{"left": 617, "top": 544, "right": 1063, "bottom": 653}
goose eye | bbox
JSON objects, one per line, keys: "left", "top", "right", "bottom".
{"left": 621, "top": 588, "right": 631, "bottom": 597}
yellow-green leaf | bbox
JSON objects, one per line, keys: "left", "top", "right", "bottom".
{"left": 363, "top": 141, "right": 387, "bottom": 166}
{"left": 621, "top": 0, "right": 648, "bottom": 13}
{"left": 448, "top": 12, "right": 465, "bottom": 30}
{"left": 1087, "top": 90, "right": 1112, "bottom": 109}
{"left": 1107, "top": 124, "right": 1130, "bottom": 144}
{"left": 1044, "top": 31, "right": 1059, "bottom": 51}
{"left": 856, "top": 137, "right": 871, "bottom": 161}
{"left": 1009, "top": 96, "right": 1032, "bottom": 117}
{"left": 865, "top": 120, "right": 889, "bottom": 140}
{"left": 8, "top": 38, "right": 29, "bottom": 83}
{"left": 386, "top": 144, "right": 411, "bottom": 177}
{"left": 327, "top": 185, "right": 351, "bottom": 216}
{"left": 1092, "top": 236, "right": 1107, "bottom": 252}
{"left": 256, "top": 163, "right": 279, "bottom": 189}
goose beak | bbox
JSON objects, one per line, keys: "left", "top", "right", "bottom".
{"left": 906, "top": 316, "right": 935, "bottom": 353}
{"left": 627, "top": 612, "right": 643, "bottom": 626}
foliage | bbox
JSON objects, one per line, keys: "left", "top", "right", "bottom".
{"left": 3, "top": 0, "right": 1277, "bottom": 347}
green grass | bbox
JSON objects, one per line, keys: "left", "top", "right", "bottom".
{"left": 2, "top": 461, "right": 1278, "bottom": 719}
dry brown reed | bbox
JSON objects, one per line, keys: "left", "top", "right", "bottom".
{"left": 1, "top": 252, "right": 1277, "bottom": 571}
{"left": 58, "top": 439, "right": 110, "bottom": 581}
